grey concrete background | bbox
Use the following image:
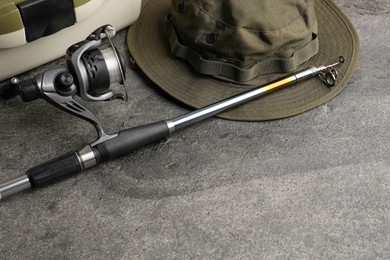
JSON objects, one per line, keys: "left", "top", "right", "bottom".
{"left": 0, "top": 0, "right": 389, "bottom": 259}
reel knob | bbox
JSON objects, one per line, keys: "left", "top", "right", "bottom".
{"left": 54, "top": 72, "right": 76, "bottom": 96}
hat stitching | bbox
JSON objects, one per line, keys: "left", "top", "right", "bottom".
{"left": 189, "top": 0, "right": 311, "bottom": 33}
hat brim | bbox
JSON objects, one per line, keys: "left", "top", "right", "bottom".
{"left": 127, "top": 0, "right": 360, "bottom": 121}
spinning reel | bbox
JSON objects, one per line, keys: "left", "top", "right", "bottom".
{"left": 0, "top": 25, "right": 126, "bottom": 145}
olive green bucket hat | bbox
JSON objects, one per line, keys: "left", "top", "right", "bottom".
{"left": 127, "top": 0, "right": 360, "bottom": 121}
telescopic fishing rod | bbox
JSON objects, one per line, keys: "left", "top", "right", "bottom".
{"left": 0, "top": 25, "right": 344, "bottom": 201}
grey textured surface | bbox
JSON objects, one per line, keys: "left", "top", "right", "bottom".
{"left": 1, "top": 1, "right": 390, "bottom": 259}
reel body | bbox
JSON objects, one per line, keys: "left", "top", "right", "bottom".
{"left": 0, "top": 25, "right": 127, "bottom": 145}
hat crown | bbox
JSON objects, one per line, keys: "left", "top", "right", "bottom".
{"left": 169, "top": 0, "right": 317, "bottom": 63}
{"left": 191, "top": 0, "right": 310, "bottom": 31}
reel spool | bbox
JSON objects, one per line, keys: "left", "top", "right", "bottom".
{"left": 0, "top": 25, "right": 127, "bottom": 145}
{"left": 66, "top": 25, "right": 127, "bottom": 101}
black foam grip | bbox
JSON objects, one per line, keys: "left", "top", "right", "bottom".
{"left": 94, "top": 121, "right": 170, "bottom": 162}
{"left": 26, "top": 152, "right": 82, "bottom": 188}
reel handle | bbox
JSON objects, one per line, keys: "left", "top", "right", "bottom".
{"left": 0, "top": 77, "right": 40, "bottom": 101}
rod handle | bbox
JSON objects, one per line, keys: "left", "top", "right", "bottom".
{"left": 26, "top": 152, "right": 82, "bottom": 188}
{"left": 93, "top": 121, "right": 170, "bottom": 162}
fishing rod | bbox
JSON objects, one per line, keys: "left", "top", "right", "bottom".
{"left": 0, "top": 26, "right": 344, "bottom": 201}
